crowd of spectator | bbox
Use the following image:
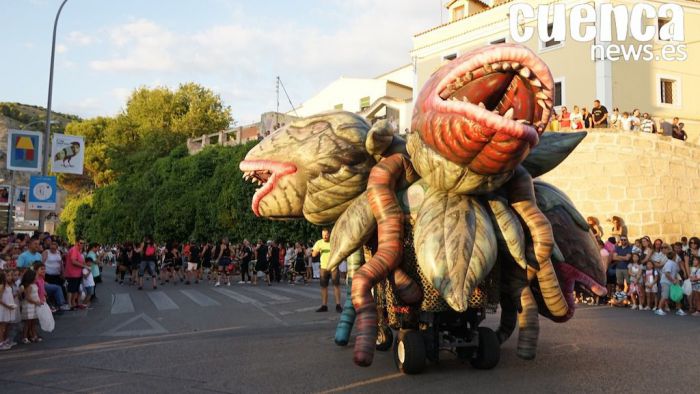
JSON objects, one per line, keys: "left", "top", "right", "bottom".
{"left": 0, "top": 232, "right": 105, "bottom": 350}
{"left": 547, "top": 99, "right": 689, "bottom": 141}
{"left": 586, "top": 217, "right": 700, "bottom": 316}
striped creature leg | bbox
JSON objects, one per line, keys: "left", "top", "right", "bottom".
{"left": 352, "top": 153, "right": 418, "bottom": 367}
{"left": 335, "top": 249, "right": 364, "bottom": 346}
{"left": 517, "top": 285, "right": 539, "bottom": 360}
{"left": 390, "top": 267, "right": 422, "bottom": 305}
{"left": 506, "top": 166, "right": 568, "bottom": 318}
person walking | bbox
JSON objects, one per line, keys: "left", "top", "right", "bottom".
{"left": 238, "top": 240, "right": 253, "bottom": 284}
{"left": 253, "top": 240, "right": 268, "bottom": 286}
{"left": 137, "top": 237, "right": 158, "bottom": 290}
{"left": 267, "top": 241, "right": 280, "bottom": 285}
{"left": 313, "top": 228, "right": 341, "bottom": 313}
{"left": 214, "top": 238, "right": 232, "bottom": 287}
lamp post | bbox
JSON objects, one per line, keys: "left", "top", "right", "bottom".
{"left": 40, "top": 0, "right": 69, "bottom": 232}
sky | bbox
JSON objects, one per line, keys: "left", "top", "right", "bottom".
{"left": 0, "top": 0, "right": 443, "bottom": 125}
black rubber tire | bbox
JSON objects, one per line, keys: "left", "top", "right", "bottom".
{"left": 470, "top": 327, "right": 500, "bottom": 370}
{"left": 376, "top": 325, "right": 393, "bottom": 351}
{"left": 394, "top": 330, "right": 426, "bottom": 374}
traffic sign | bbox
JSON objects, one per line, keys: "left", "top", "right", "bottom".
{"left": 28, "top": 176, "right": 57, "bottom": 210}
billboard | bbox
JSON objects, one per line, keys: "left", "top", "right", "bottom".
{"left": 7, "top": 129, "right": 43, "bottom": 172}
{"left": 51, "top": 134, "right": 85, "bottom": 175}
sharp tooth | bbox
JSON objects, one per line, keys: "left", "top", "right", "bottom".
{"left": 478, "top": 102, "right": 485, "bottom": 108}
{"left": 492, "top": 63, "right": 501, "bottom": 71}
{"left": 450, "top": 97, "right": 458, "bottom": 101}
{"left": 511, "top": 62, "right": 521, "bottom": 70}
{"left": 483, "top": 63, "right": 493, "bottom": 73}
{"left": 492, "top": 109, "right": 499, "bottom": 114}
{"left": 504, "top": 108, "right": 514, "bottom": 119}
{"left": 538, "top": 99, "right": 548, "bottom": 109}
{"left": 242, "top": 173, "right": 247, "bottom": 179}
{"left": 501, "top": 62, "right": 511, "bottom": 71}
{"left": 461, "top": 97, "right": 469, "bottom": 102}
{"left": 536, "top": 91, "right": 548, "bottom": 100}
{"left": 516, "top": 119, "right": 530, "bottom": 124}
{"left": 530, "top": 78, "right": 542, "bottom": 88}
{"left": 519, "top": 67, "right": 531, "bottom": 79}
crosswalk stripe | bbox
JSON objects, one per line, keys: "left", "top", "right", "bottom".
{"left": 180, "top": 289, "right": 220, "bottom": 306}
{"left": 246, "top": 287, "right": 292, "bottom": 302}
{"left": 271, "top": 286, "right": 319, "bottom": 299}
{"left": 111, "top": 293, "right": 135, "bottom": 314}
{"left": 211, "top": 287, "right": 257, "bottom": 304}
{"left": 147, "top": 291, "right": 179, "bottom": 310}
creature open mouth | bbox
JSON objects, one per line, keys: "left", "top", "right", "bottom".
{"left": 439, "top": 62, "right": 547, "bottom": 127}
{"left": 436, "top": 47, "right": 553, "bottom": 138}
{"left": 546, "top": 262, "right": 608, "bottom": 322}
{"left": 239, "top": 160, "right": 297, "bottom": 217}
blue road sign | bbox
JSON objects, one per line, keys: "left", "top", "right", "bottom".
{"left": 28, "top": 175, "right": 57, "bottom": 210}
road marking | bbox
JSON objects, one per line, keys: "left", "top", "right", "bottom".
{"left": 246, "top": 287, "right": 292, "bottom": 302}
{"left": 278, "top": 306, "right": 320, "bottom": 316}
{"left": 102, "top": 313, "right": 168, "bottom": 337}
{"left": 180, "top": 289, "right": 220, "bottom": 306}
{"left": 271, "top": 286, "right": 319, "bottom": 299}
{"left": 212, "top": 288, "right": 288, "bottom": 326}
{"left": 111, "top": 293, "right": 135, "bottom": 314}
{"left": 212, "top": 287, "right": 257, "bottom": 303}
{"left": 316, "top": 373, "right": 404, "bottom": 394}
{"left": 147, "top": 291, "right": 179, "bottom": 310}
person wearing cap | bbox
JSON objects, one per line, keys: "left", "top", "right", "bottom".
{"left": 612, "top": 236, "right": 633, "bottom": 293}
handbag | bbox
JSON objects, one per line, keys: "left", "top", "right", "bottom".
{"left": 682, "top": 279, "right": 693, "bottom": 296}
{"left": 37, "top": 303, "right": 55, "bottom": 332}
{"left": 670, "top": 284, "right": 684, "bottom": 302}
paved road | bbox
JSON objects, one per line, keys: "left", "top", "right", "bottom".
{"left": 1, "top": 269, "right": 698, "bottom": 393}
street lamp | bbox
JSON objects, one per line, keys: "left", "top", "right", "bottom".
{"left": 39, "top": 0, "right": 69, "bottom": 232}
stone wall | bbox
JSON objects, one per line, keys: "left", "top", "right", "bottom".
{"left": 539, "top": 130, "right": 700, "bottom": 242}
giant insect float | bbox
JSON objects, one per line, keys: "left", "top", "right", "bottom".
{"left": 239, "top": 44, "right": 607, "bottom": 374}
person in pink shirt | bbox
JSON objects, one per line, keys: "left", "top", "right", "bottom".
{"left": 65, "top": 239, "right": 86, "bottom": 309}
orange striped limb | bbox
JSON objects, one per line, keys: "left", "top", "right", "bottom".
{"left": 517, "top": 286, "right": 539, "bottom": 359}
{"left": 506, "top": 166, "right": 568, "bottom": 318}
{"left": 351, "top": 153, "right": 419, "bottom": 367}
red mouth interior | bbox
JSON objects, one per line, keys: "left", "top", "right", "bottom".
{"left": 239, "top": 160, "right": 297, "bottom": 217}
{"left": 439, "top": 62, "right": 548, "bottom": 126}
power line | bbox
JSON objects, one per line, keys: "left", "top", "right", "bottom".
{"left": 276, "top": 76, "right": 299, "bottom": 117}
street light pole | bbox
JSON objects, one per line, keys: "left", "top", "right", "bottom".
{"left": 40, "top": 0, "right": 69, "bottom": 232}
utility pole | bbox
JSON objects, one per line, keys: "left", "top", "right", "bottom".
{"left": 275, "top": 76, "right": 280, "bottom": 126}
{"left": 39, "top": 0, "right": 69, "bottom": 232}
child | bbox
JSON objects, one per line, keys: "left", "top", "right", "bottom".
{"left": 0, "top": 271, "right": 18, "bottom": 350}
{"left": 690, "top": 256, "right": 700, "bottom": 316}
{"left": 644, "top": 261, "right": 658, "bottom": 311}
{"left": 82, "top": 258, "right": 95, "bottom": 308}
{"left": 20, "top": 269, "right": 42, "bottom": 343}
{"left": 627, "top": 253, "right": 643, "bottom": 309}
{"left": 631, "top": 239, "right": 643, "bottom": 256}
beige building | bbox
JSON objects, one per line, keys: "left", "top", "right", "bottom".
{"left": 293, "top": 65, "right": 414, "bottom": 134}
{"left": 412, "top": 0, "right": 700, "bottom": 142}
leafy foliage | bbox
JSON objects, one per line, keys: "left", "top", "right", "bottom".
{"left": 57, "top": 84, "right": 318, "bottom": 244}
{"left": 59, "top": 144, "right": 319, "bottom": 244}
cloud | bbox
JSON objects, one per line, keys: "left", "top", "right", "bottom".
{"left": 66, "top": 31, "right": 97, "bottom": 46}
{"left": 85, "top": 2, "right": 439, "bottom": 121}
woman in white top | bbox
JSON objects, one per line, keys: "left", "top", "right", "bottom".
{"left": 42, "top": 241, "right": 64, "bottom": 289}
